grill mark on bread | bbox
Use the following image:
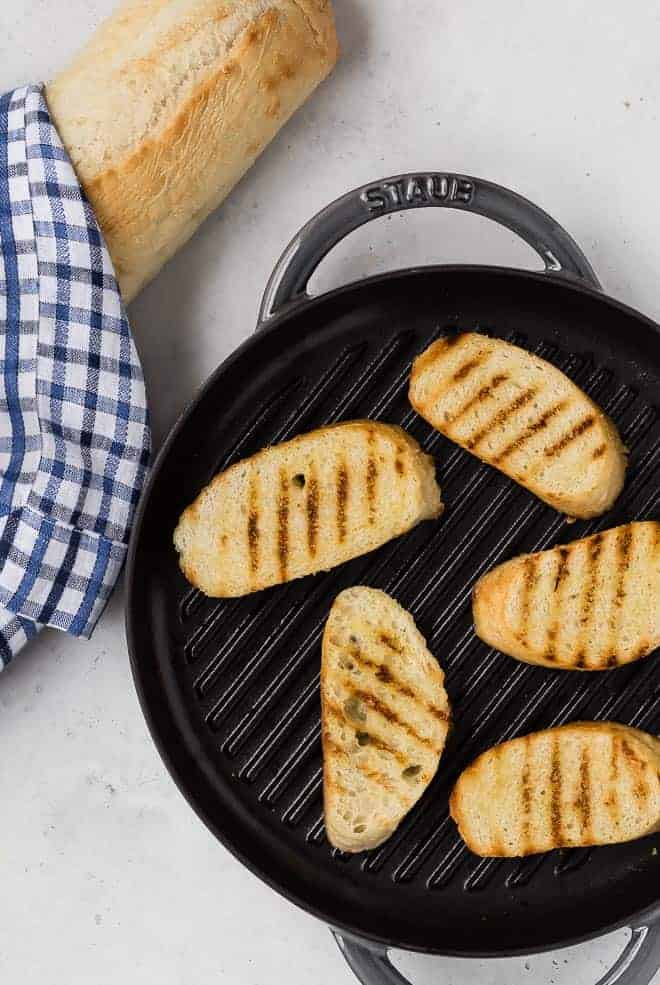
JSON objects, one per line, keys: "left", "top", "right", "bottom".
{"left": 466, "top": 388, "right": 537, "bottom": 452}
{"left": 324, "top": 702, "right": 407, "bottom": 765}
{"left": 544, "top": 627, "right": 557, "bottom": 663}
{"left": 306, "top": 472, "right": 319, "bottom": 557}
{"left": 446, "top": 373, "right": 509, "bottom": 426}
{"left": 517, "top": 556, "right": 538, "bottom": 645}
{"left": 615, "top": 527, "right": 634, "bottom": 604}
{"left": 277, "top": 469, "right": 289, "bottom": 582}
{"left": 424, "top": 336, "right": 485, "bottom": 405}
{"left": 379, "top": 632, "right": 402, "bottom": 653}
{"left": 575, "top": 746, "right": 592, "bottom": 839}
{"left": 546, "top": 547, "right": 571, "bottom": 662}
{"left": 324, "top": 774, "right": 351, "bottom": 800}
{"left": 550, "top": 735, "right": 563, "bottom": 846}
{"left": 452, "top": 354, "right": 486, "bottom": 382}
{"left": 520, "top": 736, "right": 532, "bottom": 852}
{"left": 341, "top": 645, "right": 449, "bottom": 723}
{"left": 553, "top": 547, "right": 571, "bottom": 592}
{"left": 621, "top": 739, "right": 650, "bottom": 802}
{"left": 426, "top": 705, "right": 449, "bottom": 724}
{"left": 621, "top": 737, "right": 646, "bottom": 768}
{"left": 323, "top": 736, "right": 400, "bottom": 795}
{"left": 607, "top": 525, "right": 634, "bottom": 664}
{"left": 544, "top": 415, "right": 596, "bottom": 458}
{"left": 350, "top": 687, "right": 438, "bottom": 749}
{"left": 366, "top": 429, "right": 377, "bottom": 523}
{"left": 337, "top": 463, "right": 348, "bottom": 542}
{"left": 443, "top": 334, "right": 462, "bottom": 348}
{"left": 491, "top": 742, "right": 507, "bottom": 856}
{"left": 592, "top": 443, "right": 607, "bottom": 460}
{"left": 492, "top": 399, "right": 568, "bottom": 465}
{"left": 360, "top": 732, "right": 406, "bottom": 763}
{"left": 247, "top": 472, "right": 259, "bottom": 578}
{"left": 607, "top": 738, "right": 620, "bottom": 824}
{"left": 575, "top": 533, "right": 604, "bottom": 667}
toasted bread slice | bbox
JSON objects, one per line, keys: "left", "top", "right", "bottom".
{"left": 473, "top": 522, "right": 660, "bottom": 670}
{"left": 450, "top": 722, "right": 660, "bottom": 857}
{"left": 174, "top": 421, "right": 442, "bottom": 597}
{"left": 409, "top": 333, "right": 626, "bottom": 517}
{"left": 321, "top": 587, "right": 450, "bottom": 852}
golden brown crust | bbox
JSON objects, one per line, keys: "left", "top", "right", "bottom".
{"left": 322, "top": 587, "right": 451, "bottom": 852}
{"left": 46, "top": 0, "right": 338, "bottom": 301}
{"left": 450, "top": 722, "right": 660, "bottom": 857}
{"left": 174, "top": 420, "right": 443, "bottom": 597}
{"left": 473, "top": 522, "right": 659, "bottom": 671}
{"left": 409, "top": 333, "right": 627, "bottom": 518}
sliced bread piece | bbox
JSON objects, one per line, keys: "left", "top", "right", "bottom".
{"left": 409, "top": 333, "right": 626, "bottom": 517}
{"left": 473, "top": 521, "right": 660, "bottom": 670}
{"left": 174, "top": 421, "right": 442, "bottom": 597}
{"left": 322, "top": 586, "right": 451, "bottom": 852}
{"left": 450, "top": 722, "right": 660, "bottom": 857}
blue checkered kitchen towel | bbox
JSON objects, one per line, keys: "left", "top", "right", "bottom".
{"left": 0, "top": 84, "right": 150, "bottom": 668}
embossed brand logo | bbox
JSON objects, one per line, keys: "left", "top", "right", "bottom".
{"left": 360, "top": 174, "right": 474, "bottom": 212}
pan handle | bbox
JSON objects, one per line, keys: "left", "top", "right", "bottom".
{"left": 332, "top": 920, "right": 660, "bottom": 985}
{"left": 257, "top": 172, "right": 600, "bottom": 325}
{"left": 332, "top": 932, "right": 411, "bottom": 985}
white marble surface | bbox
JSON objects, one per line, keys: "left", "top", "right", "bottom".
{"left": 0, "top": 2, "right": 659, "bottom": 983}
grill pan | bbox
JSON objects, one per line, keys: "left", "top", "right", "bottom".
{"left": 126, "top": 174, "right": 660, "bottom": 985}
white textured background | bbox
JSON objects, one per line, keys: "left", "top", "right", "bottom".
{"left": 0, "top": 2, "right": 659, "bottom": 983}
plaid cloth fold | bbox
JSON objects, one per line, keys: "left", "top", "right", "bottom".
{"left": 0, "top": 84, "right": 150, "bottom": 666}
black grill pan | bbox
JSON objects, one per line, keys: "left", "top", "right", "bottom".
{"left": 126, "top": 175, "right": 660, "bottom": 985}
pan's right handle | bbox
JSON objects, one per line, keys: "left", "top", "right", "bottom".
{"left": 333, "top": 920, "right": 660, "bottom": 985}
{"left": 257, "top": 172, "right": 601, "bottom": 327}
{"left": 594, "top": 923, "right": 660, "bottom": 985}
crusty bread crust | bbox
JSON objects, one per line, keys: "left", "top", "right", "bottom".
{"left": 322, "top": 587, "right": 450, "bottom": 852}
{"left": 450, "top": 722, "right": 660, "bottom": 857}
{"left": 174, "top": 420, "right": 443, "bottom": 597}
{"left": 46, "top": 0, "right": 338, "bottom": 301}
{"left": 473, "top": 522, "right": 660, "bottom": 670}
{"left": 409, "top": 333, "right": 626, "bottom": 518}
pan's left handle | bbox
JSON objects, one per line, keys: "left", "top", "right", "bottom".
{"left": 257, "top": 171, "right": 601, "bottom": 328}
{"left": 332, "top": 920, "right": 660, "bottom": 985}
{"left": 332, "top": 932, "right": 410, "bottom": 985}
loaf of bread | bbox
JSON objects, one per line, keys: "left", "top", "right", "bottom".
{"left": 322, "top": 587, "right": 451, "bottom": 852}
{"left": 46, "top": 0, "right": 338, "bottom": 302}
{"left": 473, "top": 521, "right": 660, "bottom": 671}
{"left": 409, "top": 333, "right": 626, "bottom": 518}
{"left": 450, "top": 722, "right": 660, "bottom": 857}
{"left": 174, "top": 420, "right": 443, "bottom": 597}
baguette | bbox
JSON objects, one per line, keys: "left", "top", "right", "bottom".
{"left": 473, "top": 522, "right": 660, "bottom": 670}
{"left": 450, "top": 722, "right": 660, "bottom": 857}
{"left": 322, "top": 587, "right": 451, "bottom": 852}
{"left": 46, "top": 0, "right": 338, "bottom": 302}
{"left": 409, "top": 333, "right": 626, "bottom": 518}
{"left": 174, "top": 421, "right": 443, "bottom": 597}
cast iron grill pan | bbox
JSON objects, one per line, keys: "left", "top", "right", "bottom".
{"left": 127, "top": 176, "right": 659, "bottom": 958}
